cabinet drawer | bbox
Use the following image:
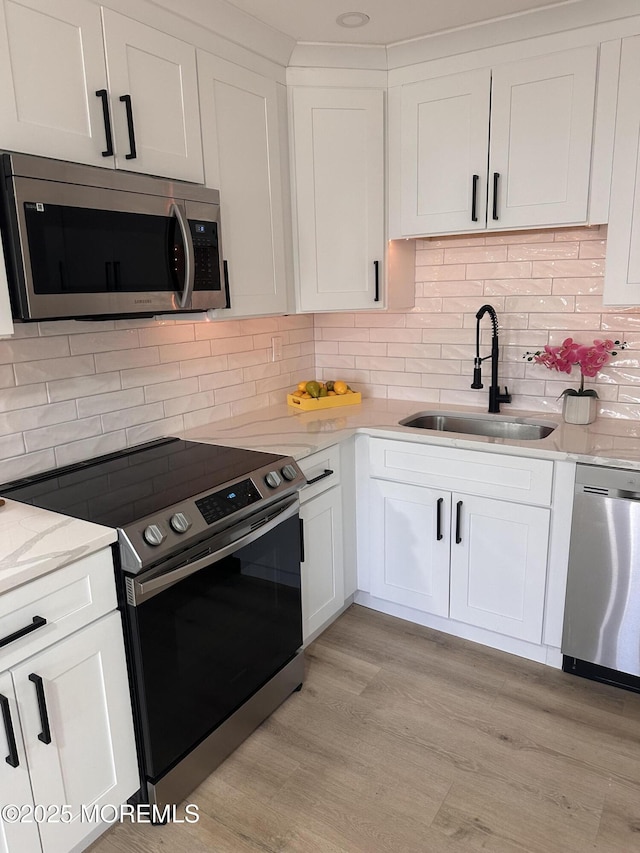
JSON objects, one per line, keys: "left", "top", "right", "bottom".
{"left": 0, "top": 548, "right": 117, "bottom": 670}
{"left": 370, "top": 439, "right": 553, "bottom": 506}
{"left": 299, "top": 445, "right": 341, "bottom": 503}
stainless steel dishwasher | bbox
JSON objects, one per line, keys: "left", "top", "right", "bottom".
{"left": 562, "top": 463, "right": 640, "bottom": 692}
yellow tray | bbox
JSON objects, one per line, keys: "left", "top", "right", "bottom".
{"left": 287, "top": 392, "right": 362, "bottom": 411}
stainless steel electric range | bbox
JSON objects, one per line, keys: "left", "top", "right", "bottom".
{"left": 1, "top": 437, "right": 307, "bottom": 809}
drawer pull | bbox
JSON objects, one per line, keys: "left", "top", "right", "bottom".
{"left": 471, "top": 174, "right": 479, "bottom": 222}
{"left": 492, "top": 172, "right": 500, "bottom": 220}
{"left": 436, "top": 497, "right": 444, "bottom": 541}
{"left": 306, "top": 468, "right": 334, "bottom": 486}
{"left": 0, "top": 694, "right": 19, "bottom": 768}
{"left": 28, "top": 674, "right": 51, "bottom": 745}
{"left": 455, "top": 501, "right": 463, "bottom": 544}
{"left": 0, "top": 615, "right": 47, "bottom": 649}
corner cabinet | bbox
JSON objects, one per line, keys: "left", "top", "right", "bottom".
{"left": 289, "top": 87, "right": 385, "bottom": 312}
{"left": 198, "top": 53, "right": 290, "bottom": 317}
{"left": 0, "top": 0, "right": 203, "bottom": 183}
{"left": 603, "top": 35, "right": 640, "bottom": 305}
{"left": 389, "top": 45, "right": 597, "bottom": 238}
{"left": 366, "top": 439, "right": 553, "bottom": 646}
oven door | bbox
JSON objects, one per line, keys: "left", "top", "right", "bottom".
{"left": 123, "top": 495, "right": 302, "bottom": 782}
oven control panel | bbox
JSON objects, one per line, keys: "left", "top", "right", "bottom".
{"left": 195, "top": 478, "right": 261, "bottom": 525}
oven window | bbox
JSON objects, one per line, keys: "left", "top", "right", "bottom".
{"left": 129, "top": 513, "right": 302, "bottom": 780}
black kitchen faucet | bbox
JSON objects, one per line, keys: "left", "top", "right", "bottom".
{"left": 471, "top": 304, "right": 512, "bottom": 413}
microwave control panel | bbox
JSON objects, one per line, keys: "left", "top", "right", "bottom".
{"left": 189, "top": 221, "right": 220, "bottom": 290}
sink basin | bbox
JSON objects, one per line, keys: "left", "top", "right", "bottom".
{"left": 398, "top": 411, "right": 557, "bottom": 441}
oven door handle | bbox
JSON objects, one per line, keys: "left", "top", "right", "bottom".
{"left": 128, "top": 498, "right": 299, "bottom": 606}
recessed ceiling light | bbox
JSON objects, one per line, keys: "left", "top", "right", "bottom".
{"left": 336, "top": 11, "right": 370, "bottom": 28}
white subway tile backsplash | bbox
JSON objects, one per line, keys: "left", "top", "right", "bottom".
{"left": 14, "top": 355, "right": 96, "bottom": 386}
{"left": 158, "top": 341, "right": 211, "bottom": 363}
{"left": 69, "top": 329, "right": 139, "bottom": 355}
{"left": 24, "top": 416, "right": 102, "bottom": 453}
{"left": 77, "top": 389, "right": 145, "bottom": 418}
{"left": 102, "top": 403, "right": 165, "bottom": 433}
{"left": 0, "top": 401, "right": 78, "bottom": 436}
{"left": 144, "top": 378, "right": 200, "bottom": 404}
{"left": 54, "top": 431, "right": 127, "bottom": 468}
{"left": 0, "top": 384, "right": 48, "bottom": 413}
{"left": 0, "top": 366, "right": 14, "bottom": 388}
{"left": 94, "top": 346, "right": 159, "bottom": 373}
{"left": 0, "top": 335, "right": 70, "bottom": 364}
{"left": 121, "top": 364, "right": 181, "bottom": 390}
{"left": 163, "top": 390, "right": 216, "bottom": 418}
{"left": 49, "top": 372, "right": 121, "bottom": 403}
{"left": 0, "top": 433, "right": 25, "bottom": 460}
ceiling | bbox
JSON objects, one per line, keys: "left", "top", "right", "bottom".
{"left": 221, "top": 0, "right": 579, "bottom": 46}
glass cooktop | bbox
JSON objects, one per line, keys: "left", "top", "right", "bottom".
{"left": 0, "top": 437, "right": 283, "bottom": 528}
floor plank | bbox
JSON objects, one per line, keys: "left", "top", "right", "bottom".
{"left": 88, "top": 604, "right": 640, "bottom": 853}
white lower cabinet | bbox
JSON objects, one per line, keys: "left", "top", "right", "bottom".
{"left": 0, "top": 550, "right": 139, "bottom": 853}
{"left": 370, "top": 479, "right": 449, "bottom": 617}
{"left": 298, "top": 445, "right": 346, "bottom": 642}
{"left": 300, "top": 486, "right": 345, "bottom": 642}
{"left": 366, "top": 439, "right": 553, "bottom": 646}
{"left": 449, "top": 493, "right": 550, "bottom": 643}
{"left": 0, "top": 674, "right": 40, "bottom": 853}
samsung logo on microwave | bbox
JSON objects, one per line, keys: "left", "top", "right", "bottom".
{"left": 134, "top": 299, "right": 153, "bottom": 304}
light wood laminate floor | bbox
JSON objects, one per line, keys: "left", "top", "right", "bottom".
{"left": 89, "top": 605, "right": 640, "bottom": 852}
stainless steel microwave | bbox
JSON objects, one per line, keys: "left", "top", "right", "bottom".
{"left": 0, "top": 153, "right": 228, "bottom": 320}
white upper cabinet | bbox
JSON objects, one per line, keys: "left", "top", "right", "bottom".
{"left": 603, "top": 35, "right": 640, "bottom": 306}
{"left": 0, "top": 0, "right": 203, "bottom": 183}
{"left": 0, "top": 0, "right": 109, "bottom": 167}
{"left": 397, "top": 69, "right": 491, "bottom": 236}
{"left": 290, "top": 87, "right": 385, "bottom": 312}
{"left": 390, "top": 45, "right": 598, "bottom": 238}
{"left": 101, "top": 9, "right": 203, "bottom": 183}
{"left": 198, "top": 53, "right": 289, "bottom": 316}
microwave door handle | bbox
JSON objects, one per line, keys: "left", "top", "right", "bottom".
{"left": 170, "top": 202, "right": 195, "bottom": 309}
{"left": 129, "top": 497, "right": 299, "bottom": 606}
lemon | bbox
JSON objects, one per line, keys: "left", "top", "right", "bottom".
{"left": 334, "top": 380, "right": 348, "bottom": 395}
{"left": 297, "top": 380, "right": 308, "bottom": 392}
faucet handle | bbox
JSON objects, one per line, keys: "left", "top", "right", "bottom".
{"left": 500, "top": 386, "right": 512, "bottom": 403}
{"left": 471, "top": 366, "right": 483, "bottom": 389}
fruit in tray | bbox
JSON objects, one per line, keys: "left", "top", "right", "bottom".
{"left": 292, "top": 379, "right": 355, "bottom": 399}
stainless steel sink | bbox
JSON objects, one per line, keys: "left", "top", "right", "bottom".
{"left": 398, "top": 411, "right": 557, "bottom": 440}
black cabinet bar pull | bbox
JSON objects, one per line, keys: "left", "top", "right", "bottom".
{"left": 0, "top": 694, "right": 19, "bottom": 768}
{"left": 471, "top": 174, "right": 479, "bottom": 222}
{"left": 0, "top": 616, "right": 47, "bottom": 649}
{"left": 119, "top": 94, "right": 137, "bottom": 160}
{"left": 306, "top": 468, "right": 334, "bottom": 486}
{"left": 436, "top": 497, "right": 444, "bottom": 541}
{"left": 28, "top": 674, "right": 51, "bottom": 745}
{"left": 374, "top": 260, "right": 380, "bottom": 302}
{"left": 299, "top": 518, "right": 305, "bottom": 564}
{"left": 492, "top": 172, "right": 500, "bottom": 220}
{"left": 95, "top": 89, "right": 114, "bottom": 157}
{"left": 223, "top": 260, "right": 231, "bottom": 309}
{"left": 455, "top": 501, "right": 463, "bottom": 544}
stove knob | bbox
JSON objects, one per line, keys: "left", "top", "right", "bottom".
{"left": 170, "top": 512, "right": 192, "bottom": 534}
{"left": 143, "top": 523, "right": 165, "bottom": 547}
{"left": 265, "top": 470, "right": 282, "bottom": 489}
{"left": 281, "top": 464, "right": 299, "bottom": 482}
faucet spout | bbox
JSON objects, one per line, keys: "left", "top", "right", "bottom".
{"left": 471, "top": 304, "right": 512, "bottom": 413}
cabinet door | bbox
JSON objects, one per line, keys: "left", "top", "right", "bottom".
{"left": 291, "top": 87, "right": 384, "bottom": 312}
{"left": 604, "top": 35, "right": 640, "bottom": 305}
{"left": 102, "top": 9, "right": 203, "bottom": 183}
{"left": 198, "top": 53, "right": 289, "bottom": 317}
{"left": 398, "top": 69, "right": 490, "bottom": 236}
{"left": 450, "top": 494, "right": 550, "bottom": 642}
{"left": 301, "top": 486, "right": 345, "bottom": 641}
{"left": 0, "top": 673, "right": 40, "bottom": 853}
{"left": 488, "top": 46, "right": 597, "bottom": 230}
{"left": 0, "top": 0, "right": 110, "bottom": 167}
{"left": 369, "top": 479, "right": 450, "bottom": 617}
{"left": 12, "top": 612, "right": 138, "bottom": 853}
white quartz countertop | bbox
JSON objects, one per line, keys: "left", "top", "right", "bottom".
{"left": 178, "top": 397, "right": 640, "bottom": 469}
{"left": 0, "top": 498, "right": 116, "bottom": 595}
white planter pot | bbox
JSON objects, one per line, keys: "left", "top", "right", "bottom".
{"left": 563, "top": 394, "right": 597, "bottom": 424}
